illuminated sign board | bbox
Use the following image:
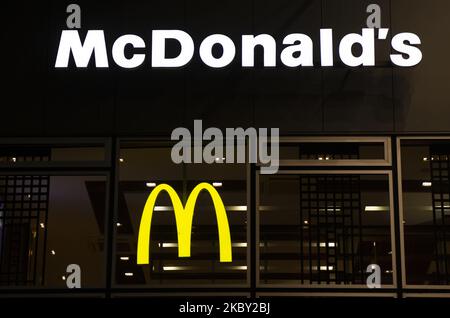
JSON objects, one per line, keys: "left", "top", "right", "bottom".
{"left": 54, "top": 28, "right": 422, "bottom": 69}
{"left": 137, "top": 183, "right": 232, "bottom": 264}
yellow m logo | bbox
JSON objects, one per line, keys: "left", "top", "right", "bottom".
{"left": 137, "top": 182, "right": 232, "bottom": 264}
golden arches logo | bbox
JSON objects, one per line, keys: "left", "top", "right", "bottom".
{"left": 137, "top": 182, "right": 232, "bottom": 264}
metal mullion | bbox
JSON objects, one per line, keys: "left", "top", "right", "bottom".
{"left": 316, "top": 176, "right": 321, "bottom": 284}
{"left": 27, "top": 175, "right": 37, "bottom": 285}
{"left": 40, "top": 175, "right": 50, "bottom": 286}
{"left": 0, "top": 216, "right": 38, "bottom": 220}
{"left": 16, "top": 175, "right": 25, "bottom": 285}
{"left": 299, "top": 176, "right": 304, "bottom": 284}
{"left": 12, "top": 175, "right": 21, "bottom": 285}
{"left": 447, "top": 155, "right": 450, "bottom": 282}
{"left": 333, "top": 175, "right": 338, "bottom": 284}
{"left": 107, "top": 137, "right": 119, "bottom": 297}
{"left": 0, "top": 166, "right": 111, "bottom": 173}
{"left": 27, "top": 179, "right": 35, "bottom": 286}
{"left": 28, "top": 176, "right": 35, "bottom": 285}
{"left": 392, "top": 138, "right": 404, "bottom": 295}
{"left": 349, "top": 175, "right": 355, "bottom": 284}
{"left": 31, "top": 176, "right": 41, "bottom": 285}
{"left": 356, "top": 175, "right": 364, "bottom": 284}
{"left": 0, "top": 176, "right": 6, "bottom": 278}
{"left": 308, "top": 176, "right": 313, "bottom": 283}
{"left": 341, "top": 175, "right": 347, "bottom": 283}
{"left": 7, "top": 175, "right": 17, "bottom": 285}
{"left": 26, "top": 207, "right": 34, "bottom": 286}
{"left": 33, "top": 175, "right": 46, "bottom": 286}
{"left": 325, "top": 176, "right": 330, "bottom": 284}
{"left": 0, "top": 177, "right": 9, "bottom": 284}
{"left": 439, "top": 156, "right": 449, "bottom": 284}
{"left": 430, "top": 150, "right": 441, "bottom": 283}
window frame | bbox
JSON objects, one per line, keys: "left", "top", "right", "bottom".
{"left": 397, "top": 136, "right": 450, "bottom": 291}
{"left": 268, "top": 136, "right": 392, "bottom": 167}
{"left": 256, "top": 169, "right": 397, "bottom": 290}
{"left": 0, "top": 138, "right": 112, "bottom": 169}
{"left": 111, "top": 138, "right": 251, "bottom": 289}
{"left": 0, "top": 170, "right": 111, "bottom": 293}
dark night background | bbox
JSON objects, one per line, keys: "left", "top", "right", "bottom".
{"left": 2, "top": 0, "right": 450, "bottom": 137}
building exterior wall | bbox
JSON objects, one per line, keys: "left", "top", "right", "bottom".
{"left": 1, "top": 0, "right": 450, "bottom": 299}
{"left": 3, "top": 0, "right": 450, "bottom": 137}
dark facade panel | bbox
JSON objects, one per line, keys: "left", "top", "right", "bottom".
{"left": 44, "top": 72, "right": 115, "bottom": 136}
{"left": 322, "top": 0, "right": 394, "bottom": 132}
{"left": 253, "top": 0, "right": 323, "bottom": 133}
{"left": 1, "top": 3, "right": 48, "bottom": 136}
{"left": 393, "top": 0, "right": 450, "bottom": 132}
{"left": 115, "top": 71, "right": 186, "bottom": 136}
{"left": 323, "top": 68, "right": 394, "bottom": 132}
{"left": 254, "top": 69, "right": 323, "bottom": 133}
{"left": 2, "top": 1, "right": 449, "bottom": 134}
{"left": 184, "top": 0, "right": 253, "bottom": 129}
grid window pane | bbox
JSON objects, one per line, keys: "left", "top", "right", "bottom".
{"left": 259, "top": 173, "right": 393, "bottom": 286}
{"left": 0, "top": 175, "right": 107, "bottom": 288}
{"left": 401, "top": 140, "right": 450, "bottom": 285}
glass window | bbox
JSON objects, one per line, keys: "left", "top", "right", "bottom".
{"left": 0, "top": 141, "right": 107, "bottom": 164}
{"left": 259, "top": 172, "right": 393, "bottom": 286}
{"left": 279, "top": 142, "right": 385, "bottom": 160}
{"left": 0, "top": 175, "right": 107, "bottom": 288}
{"left": 400, "top": 139, "right": 450, "bottom": 285}
{"left": 275, "top": 138, "right": 390, "bottom": 165}
{"left": 115, "top": 142, "right": 248, "bottom": 286}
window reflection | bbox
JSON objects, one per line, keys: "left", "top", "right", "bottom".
{"left": 401, "top": 140, "right": 450, "bottom": 285}
{"left": 0, "top": 145, "right": 106, "bottom": 163}
{"left": 259, "top": 173, "right": 393, "bottom": 286}
{"left": 116, "top": 143, "right": 247, "bottom": 286}
{"left": 0, "top": 175, "right": 107, "bottom": 287}
{"left": 279, "top": 141, "right": 386, "bottom": 161}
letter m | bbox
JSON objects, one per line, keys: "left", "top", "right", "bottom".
{"left": 137, "top": 183, "right": 232, "bottom": 264}
{"left": 55, "top": 30, "right": 109, "bottom": 68}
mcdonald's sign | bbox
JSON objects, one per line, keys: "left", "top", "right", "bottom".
{"left": 137, "top": 183, "right": 232, "bottom": 264}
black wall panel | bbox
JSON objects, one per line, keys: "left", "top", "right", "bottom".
{"left": 392, "top": 0, "right": 450, "bottom": 132}
{"left": 1, "top": 0, "right": 449, "bottom": 136}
